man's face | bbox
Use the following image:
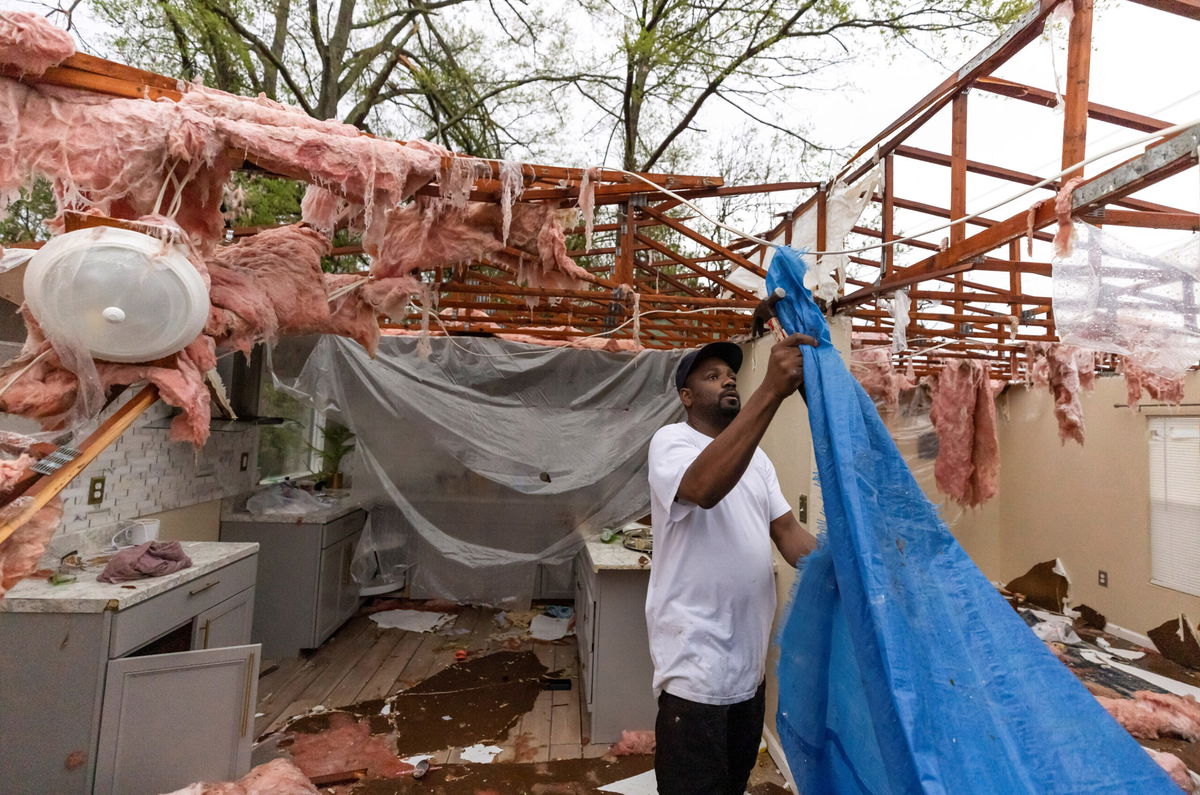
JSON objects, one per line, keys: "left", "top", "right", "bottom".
{"left": 681, "top": 357, "right": 740, "bottom": 419}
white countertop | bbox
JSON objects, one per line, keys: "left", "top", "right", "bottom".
{"left": 0, "top": 541, "right": 259, "bottom": 614}
{"left": 220, "top": 497, "right": 364, "bottom": 525}
{"left": 584, "top": 539, "right": 652, "bottom": 572}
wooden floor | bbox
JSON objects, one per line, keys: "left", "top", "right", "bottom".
{"left": 254, "top": 605, "right": 612, "bottom": 763}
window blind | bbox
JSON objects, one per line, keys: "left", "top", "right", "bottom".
{"left": 1149, "top": 416, "right": 1200, "bottom": 596}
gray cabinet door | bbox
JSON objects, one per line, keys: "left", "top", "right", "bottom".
{"left": 316, "top": 533, "right": 358, "bottom": 644}
{"left": 192, "top": 588, "right": 255, "bottom": 650}
{"left": 94, "top": 644, "right": 260, "bottom": 795}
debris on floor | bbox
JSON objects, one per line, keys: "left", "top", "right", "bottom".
{"left": 347, "top": 756, "right": 654, "bottom": 794}
{"left": 529, "top": 613, "right": 573, "bottom": 641}
{"left": 457, "top": 743, "right": 504, "bottom": 763}
{"left": 161, "top": 758, "right": 318, "bottom": 794}
{"left": 1150, "top": 615, "right": 1200, "bottom": 672}
{"left": 285, "top": 651, "right": 547, "bottom": 761}
{"left": 368, "top": 609, "right": 455, "bottom": 633}
{"left": 1005, "top": 558, "right": 1071, "bottom": 612}
{"left": 1022, "top": 606, "right": 1200, "bottom": 790}
{"left": 607, "top": 730, "right": 656, "bottom": 757}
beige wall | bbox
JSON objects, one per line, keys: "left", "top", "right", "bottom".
{"left": 143, "top": 498, "right": 223, "bottom": 543}
{"left": 951, "top": 372, "right": 1200, "bottom": 635}
{"left": 739, "top": 316, "right": 850, "bottom": 754}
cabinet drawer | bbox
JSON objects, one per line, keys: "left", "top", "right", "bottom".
{"left": 321, "top": 509, "right": 365, "bottom": 548}
{"left": 109, "top": 555, "right": 258, "bottom": 658}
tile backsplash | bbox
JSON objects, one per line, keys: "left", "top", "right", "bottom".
{"left": 46, "top": 391, "right": 258, "bottom": 551}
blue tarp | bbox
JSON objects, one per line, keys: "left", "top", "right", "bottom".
{"left": 768, "top": 246, "right": 1176, "bottom": 794}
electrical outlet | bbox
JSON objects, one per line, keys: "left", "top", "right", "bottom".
{"left": 1098, "top": 570, "right": 1108, "bottom": 587}
{"left": 797, "top": 493, "right": 808, "bottom": 524}
{"left": 239, "top": 452, "right": 249, "bottom": 472}
{"left": 87, "top": 476, "right": 105, "bottom": 505}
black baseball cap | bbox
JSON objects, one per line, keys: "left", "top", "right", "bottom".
{"left": 674, "top": 341, "right": 743, "bottom": 390}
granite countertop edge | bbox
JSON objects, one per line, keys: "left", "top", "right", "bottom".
{"left": 0, "top": 541, "right": 259, "bottom": 614}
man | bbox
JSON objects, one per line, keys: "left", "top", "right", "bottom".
{"left": 646, "top": 333, "right": 819, "bottom": 795}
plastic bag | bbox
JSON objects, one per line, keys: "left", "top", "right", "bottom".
{"left": 1053, "top": 222, "right": 1200, "bottom": 378}
{"left": 351, "top": 507, "right": 410, "bottom": 595}
{"left": 245, "top": 483, "right": 324, "bottom": 516}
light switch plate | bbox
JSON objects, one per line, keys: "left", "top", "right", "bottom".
{"left": 87, "top": 476, "right": 105, "bottom": 505}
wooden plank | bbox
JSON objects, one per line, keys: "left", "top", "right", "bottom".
{"left": 638, "top": 205, "right": 768, "bottom": 279}
{"left": 322, "top": 626, "right": 406, "bottom": 707}
{"left": 1061, "top": 0, "right": 1095, "bottom": 178}
{"left": 549, "top": 643, "right": 582, "bottom": 753}
{"left": 950, "top": 94, "right": 968, "bottom": 246}
{"left": 836, "top": 0, "right": 1059, "bottom": 184}
{"left": 973, "top": 76, "right": 1169, "bottom": 134}
{"left": 273, "top": 618, "right": 376, "bottom": 721}
{"left": 355, "top": 631, "right": 425, "bottom": 702}
{"left": 1127, "top": 0, "right": 1200, "bottom": 19}
{"left": 0, "top": 386, "right": 158, "bottom": 543}
{"left": 633, "top": 233, "right": 757, "bottom": 299}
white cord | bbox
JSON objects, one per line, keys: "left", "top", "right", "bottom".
{"left": 611, "top": 114, "right": 1200, "bottom": 258}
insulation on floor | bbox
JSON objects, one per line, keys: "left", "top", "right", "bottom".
{"left": 767, "top": 246, "right": 1177, "bottom": 794}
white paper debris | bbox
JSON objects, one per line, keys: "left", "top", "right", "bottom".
{"left": 369, "top": 609, "right": 455, "bottom": 633}
{"left": 598, "top": 768, "right": 659, "bottom": 794}
{"left": 1096, "top": 638, "right": 1145, "bottom": 660}
{"left": 380, "top": 702, "right": 392, "bottom": 716}
{"left": 459, "top": 744, "right": 503, "bottom": 764}
{"left": 1026, "top": 610, "right": 1081, "bottom": 644}
{"left": 1079, "top": 650, "right": 1200, "bottom": 698}
{"left": 1032, "top": 621, "right": 1081, "bottom": 645}
{"left": 400, "top": 754, "right": 434, "bottom": 767}
{"left": 530, "top": 614, "right": 573, "bottom": 641}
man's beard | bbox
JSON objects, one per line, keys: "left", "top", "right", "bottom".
{"left": 717, "top": 396, "right": 741, "bottom": 418}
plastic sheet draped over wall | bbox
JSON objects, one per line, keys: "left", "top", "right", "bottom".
{"left": 292, "top": 335, "right": 684, "bottom": 608}
{"left": 769, "top": 246, "right": 1175, "bottom": 794}
{"left": 1054, "top": 222, "right": 1200, "bottom": 378}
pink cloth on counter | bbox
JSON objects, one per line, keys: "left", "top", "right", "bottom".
{"left": 97, "top": 540, "right": 192, "bottom": 583}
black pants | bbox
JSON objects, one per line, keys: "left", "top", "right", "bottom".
{"left": 654, "top": 681, "right": 766, "bottom": 795}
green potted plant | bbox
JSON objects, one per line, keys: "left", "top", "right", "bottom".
{"left": 312, "top": 421, "right": 356, "bottom": 489}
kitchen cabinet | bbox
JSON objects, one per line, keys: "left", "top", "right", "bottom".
{"left": 0, "top": 542, "right": 260, "bottom": 795}
{"left": 220, "top": 504, "right": 365, "bottom": 659}
{"left": 574, "top": 541, "right": 658, "bottom": 743}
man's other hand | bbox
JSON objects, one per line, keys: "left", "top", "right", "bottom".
{"left": 762, "top": 332, "right": 817, "bottom": 400}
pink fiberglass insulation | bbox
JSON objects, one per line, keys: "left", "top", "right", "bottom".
{"left": 0, "top": 453, "right": 35, "bottom": 494}
{"left": 1077, "top": 349, "right": 1097, "bottom": 391}
{"left": 0, "top": 496, "right": 63, "bottom": 598}
{"left": 0, "top": 79, "right": 234, "bottom": 255}
{"left": 851, "top": 344, "right": 914, "bottom": 409}
{"left": 162, "top": 758, "right": 318, "bottom": 795}
{"left": 0, "top": 12, "right": 75, "bottom": 76}
{"left": 608, "top": 730, "right": 656, "bottom": 756}
{"left": 1025, "top": 341, "right": 1088, "bottom": 445}
{"left": 354, "top": 198, "right": 590, "bottom": 290}
{"left": 1047, "top": 344, "right": 1085, "bottom": 445}
{"left": 99, "top": 336, "right": 217, "bottom": 445}
{"left": 1097, "top": 691, "right": 1200, "bottom": 742}
{"left": 929, "top": 358, "right": 999, "bottom": 508}
{"left": 1145, "top": 748, "right": 1195, "bottom": 793}
{"left": 285, "top": 711, "right": 412, "bottom": 780}
{"left": 206, "top": 224, "right": 333, "bottom": 352}
{"left": 1124, "top": 359, "right": 1186, "bottom": 408}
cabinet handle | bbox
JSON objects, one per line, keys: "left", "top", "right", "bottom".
{"left": 241, "top": 651, "right": 255, "bottom": 737}
{"left": 202, "top": 619, "right": 211, "bottom": 649}
{"left": 189, "top": 580, "right": 219, "bottom": 596}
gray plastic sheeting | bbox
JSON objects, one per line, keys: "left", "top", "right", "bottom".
{"left": 294, "top": 334, "right": 684, "bottom": 608}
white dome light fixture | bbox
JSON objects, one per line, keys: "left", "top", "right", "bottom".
{"left": 24, "top": 226, "right": 210, "bottom": 363}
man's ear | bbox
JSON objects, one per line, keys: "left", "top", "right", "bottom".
{"left": 678, "top": 387, "right": 693, "bottom": 409}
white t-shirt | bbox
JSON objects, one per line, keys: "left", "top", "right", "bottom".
{"left": 645, "top": 421, "right": 791, "bottom": 705}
